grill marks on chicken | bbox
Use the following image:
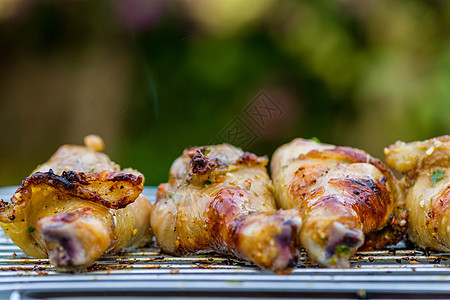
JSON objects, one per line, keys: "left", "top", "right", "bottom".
{"left": 271, "top": 138, "right": 406, "bottom": 267}
{"left": 385, "top": 136, "right": 450, "bottom": 252}
{"left": 0, "top": 135, "right": 152, "bottom": 271}
{"left": 151, "top": 144, "right": 302, "bottom": 271}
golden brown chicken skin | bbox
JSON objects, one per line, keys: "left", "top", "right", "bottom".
{"left": 151, "top": 144, "right": 302, "bottom": 271}
{"left": 271, "top": 138, "right": 406, "bottom": 267}
{"left": 385, "top": 135, "right": 450, "bottom": 252}
{"left": 0, "top": 135, "right": 152, "bottom": 271}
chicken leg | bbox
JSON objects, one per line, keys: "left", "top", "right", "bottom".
{"left": 271, "top": 138, "right": 406, "bottom": 267}
{"left": 151, "top": 144, "right": 302, "bottom": 271}
{"left": 0, "top": 135, "right": 152, "bottom": 271}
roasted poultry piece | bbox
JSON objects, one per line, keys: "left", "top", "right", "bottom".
{"left": 271, "top": 138, "right": 406, "bottom": 267}
{"left": 385, "top": 135, "right": 450, "bottom": 252}
{"left": 0, "top": 135, "right": 152, "bottom": 271}
{"left": 151, "top": 144, "right": 303, "bottom": 271}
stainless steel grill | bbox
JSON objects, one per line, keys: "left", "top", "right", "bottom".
{"left": 1, "top": 187, "right": 450, "bottom": 299}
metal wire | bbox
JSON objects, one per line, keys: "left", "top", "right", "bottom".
{"left": 0, "top": 187, "right": 449, "bottom": 299}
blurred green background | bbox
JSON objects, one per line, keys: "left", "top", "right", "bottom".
{"left": 0, "top": 0, "right": 449, "bottom": 187}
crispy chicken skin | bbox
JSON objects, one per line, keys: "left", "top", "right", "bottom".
{"left": 0, "top": 135, "right": 152, "bottom": 271}
{"left": 151, "top": 144, "right": 302, "bottom": 271}
{"left": 271, "top": 138, "right": 406, "bottom": 267}
{"left": 385, "top": 136, "right": 450, "bottom": 252}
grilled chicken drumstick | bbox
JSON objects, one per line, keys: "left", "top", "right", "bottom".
{"left": 151, "top": 144, "right": 302, "bottom": 271}
{"left": 271, "top": 138, "right": 406, "bottom": 267}
{"left": 0, "top": 135, "right": 152, "bottom": 271}
{"left": 385, "top": 136, "right": 450, "bottom": 252}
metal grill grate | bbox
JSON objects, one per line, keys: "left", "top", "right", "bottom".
{"left": 0, "top": 187, "right": 450, "bottom": 299}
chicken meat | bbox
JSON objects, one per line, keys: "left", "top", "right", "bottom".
{"left": 385, "top": 135, "right": 450, "bottom": 252}
{"left": 151, "top": 144, "right": 302, "bottom": 271}
{"left": 271, "top": 138, "right": 406, "bottom": 267}
{"left": 0, "top": 135, "right": 152, "bottom": 271}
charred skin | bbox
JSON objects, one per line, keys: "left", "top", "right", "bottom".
{"left": 385, "top": 136, "right": 450, "bottom": 252}
{"left": 0, "top": 136, "right": 152, "bottom": 271}
{"left": 271, "top": 138, "right": 406, "bottom": 267}
{"left": 151, "top": 144, "right": 302, "bottom": 271}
